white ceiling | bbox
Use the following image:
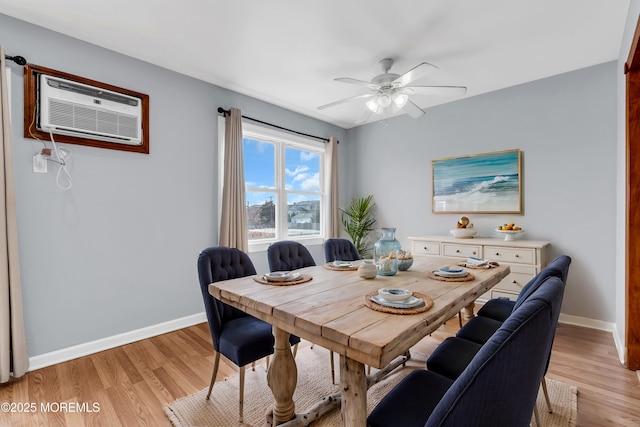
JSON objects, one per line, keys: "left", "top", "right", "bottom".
{"left": 0, "top": 0, "right": 631, "bottom": 129}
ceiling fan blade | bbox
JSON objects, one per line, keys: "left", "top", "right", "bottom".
{"left": 334, "top": 77, "right": 378, "bottom": 89}
{"left": 402, "top": 99, "right": 425, "bottom": 119}
{"left": 393, "top": 62, "right": 438, "bottom": 87}
{"left": 317, "top": 93, "right": 375, "bottom": 110}
{"left": 405, "top": 85, "right": 468, "bottom": 96}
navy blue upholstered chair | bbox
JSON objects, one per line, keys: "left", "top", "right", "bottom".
{"left": 323, "top": 238, "right": 361, "bottom": 263}
{"left": 456, "top": 255, "right": 571, "bottom": 344}
{"left": 368, "top": 276, "right": 565, "bottom": 427}
{"left": 267, "top": 240, "right": 316, "bottom": 272}
{"left": 426, "top": 256, "right": 570, "bottom": 422}
{"left": 198, "top": 246, "right": 300, "bottom": 423}
{"left": 476, "top": 255, "right": 572, "bottom": 322}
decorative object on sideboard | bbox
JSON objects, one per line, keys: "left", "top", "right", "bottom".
{"left": 450, "top": 216, "right": 478, "bottom": 238}
{"left": 496, "top": 222, "right": 524, "bottom": 240}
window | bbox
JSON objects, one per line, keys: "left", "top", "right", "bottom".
{"left": 218, "top": 119, "right": 327, "bottom": 251}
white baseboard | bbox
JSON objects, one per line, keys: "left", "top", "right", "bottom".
{"left": 27, "top": 311, "right": 627, "bottom": 372}
{"left": 558, "top": 313, "right": 615, "bottom": 332}
{"left": 28, "top": 312, "right": 207, "bottom": 371}
{"left": 558, "top": 313, "right": 627, "bottom": 365}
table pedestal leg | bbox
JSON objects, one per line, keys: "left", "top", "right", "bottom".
{"left": 340, "top": 354, "right": 367, "bottom": 427}
{"left": 463, "top": 301, "right": 475, "bottom": 320}
{"left": 267, "top": 326, "right": 297, "bottom": 425}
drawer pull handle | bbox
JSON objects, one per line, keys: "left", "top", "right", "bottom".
{"left": 495, "top": 252, "right": 500, "bottom": 256}
{"left": 515, "top": 254, "right": 519, "bottom": 258}
{"left": 473, "top": 251, "right": 476, "bottom": 255}
{"left": 512, "top": 280, "right": 518, "bottom": 284}
{"left": 423, "top": 247, "right": 428, "bottom": 250}
{"left": 456, "top": 250, "right": 460, "bottom": 253}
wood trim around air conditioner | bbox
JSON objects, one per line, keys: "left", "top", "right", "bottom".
{"left": 23, "top": 64, "right": 150, "bottom": 154}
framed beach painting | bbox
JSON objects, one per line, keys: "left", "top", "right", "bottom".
{"left": 432, "top": 149, "right": 522, "bottom": 214}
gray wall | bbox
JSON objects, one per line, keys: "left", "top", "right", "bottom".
{"left": 0, "top": 10, "right": 625, "bottom": 359}
{"left": 346, "top": 62, "right": 618, "bottom": 323}
{"left": 1, "top": 13, "right": 346, "bottom": 357}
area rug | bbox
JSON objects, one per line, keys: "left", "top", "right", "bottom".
{"left": 165, "top": 347, "right": 577, "bottom": 427}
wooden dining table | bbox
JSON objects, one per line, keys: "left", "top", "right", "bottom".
{"left": 209, "top": 256, "right": 510, "bottom": 427}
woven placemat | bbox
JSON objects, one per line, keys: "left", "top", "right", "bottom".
{"left": 253, "top": 274, "right": 313, "bottom": 286}
{"left": 364, "top": 291, "right": 434, "bottom": 315}
{"left": 427, "top": 271, "right": 476, "bottom": 282}
{"left": 322, "top": 263, "right": 359, "bottom": 271}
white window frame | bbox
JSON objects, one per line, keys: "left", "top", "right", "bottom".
{"left": 218, "top": 117, "right": 327, "bottom": 253}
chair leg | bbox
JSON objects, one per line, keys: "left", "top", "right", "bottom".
{"left": 206, "top": 351, "right": 221, "bottom": 399}
{"left": 330, "top": 351, "right": 335, "bottom": 384}
{"left": 458, "top": 311, "right": 463, "bottom": 328}
{"left": 541, "top": 376, "right": 553, "bottom": 413}
{"left": 238, "top": 365, "right": 246, "bottom": 423}
{"left": 251, "top": 361, "right": 256, "bottom": 371}
{"left": 265, "top": 355, "right": 270, "bottom": 371}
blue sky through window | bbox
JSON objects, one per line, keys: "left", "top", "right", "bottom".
{"left": 243, "top": 138, "right": 320, "bottom": 205}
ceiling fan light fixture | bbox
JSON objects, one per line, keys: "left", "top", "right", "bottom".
{"left": 366, "top": 98, "right": 380, "bottom": 113}
{"left": 392, "top": 92, "right": 408, "bottom": 108}
{"left": 378, "top": 93, "right": 392, "bottom": 108}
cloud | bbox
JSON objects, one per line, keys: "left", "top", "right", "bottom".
{"left": 300, "top": 151, "right": 318, "bottom": 161}
{"left": 286, "top": 165, "right": 309, "bottom": 176}
{"left": 298, "top": 172, "right": 320, "bottom": 191}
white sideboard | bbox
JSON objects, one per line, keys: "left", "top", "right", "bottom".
{"left": 408, "top": 235, "right": 550, "bottom": 302}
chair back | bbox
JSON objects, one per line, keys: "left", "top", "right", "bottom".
{"left": 324, "top": 238, "right": 362, "bottom": 263}
{"left": 425, "top": 276, "right": 565, "bottom": 427}
{"left": 197, "top": 247, "right": 257, "bottom": 352}
{"left": 512, "top": 255, "right": 571, "bottom": 312}
{"left": 267, "top": 240, "right": 316, "bottom": 272}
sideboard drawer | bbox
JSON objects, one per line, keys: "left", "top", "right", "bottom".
{"left": 498, "top": 264, "right": 537, "bottom": 292}
{"left": 443, "top": 243, "right": 481, "bottom": 258}
{"left": 412, "top": 241, "right": 440, "bottom": 255}
{"left": 485, "top": 246, "right": 535, "bottom": 264}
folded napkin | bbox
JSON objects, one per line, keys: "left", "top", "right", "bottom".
{"left": 457, "top": 259, "right": 500, "bottom": 269}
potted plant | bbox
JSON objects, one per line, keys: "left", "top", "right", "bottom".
{"left": 339, "top": 195, "right": 376, "bottom": 258}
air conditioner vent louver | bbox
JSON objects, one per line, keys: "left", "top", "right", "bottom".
{"left": 48, "top": 99, "right": 138, "bottom": 139}
{"left": 38, "top": 75, "right": 143, "bottom": 145}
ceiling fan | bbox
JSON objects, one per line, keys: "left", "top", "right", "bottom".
{"left": 318, "top": 58, "right": 467, "bottom": 124}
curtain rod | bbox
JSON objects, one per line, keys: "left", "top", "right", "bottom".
{"left": 217, "top": 107, "right": 334, "bottom": 143}
{"left": 4, "top": 55, "right": 27, "bottom": 66}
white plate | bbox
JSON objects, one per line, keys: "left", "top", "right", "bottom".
{"left": 439, "top": 266, "right": 465, "bottom": 273}
{"left": 264, "top": 272, "right": 301, "bottom": 282}
{"left": 333, "top": 261, "right": 353, "bottom": 268}
{"left": 435, "top": 270, "right": 468, "bottom": 278}
{"left": 371, "top": 295, "right": 425, "bottom": 309}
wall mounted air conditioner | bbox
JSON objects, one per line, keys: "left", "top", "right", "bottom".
{"left": 37, "top": 74, "right": 143, "bottom": 145}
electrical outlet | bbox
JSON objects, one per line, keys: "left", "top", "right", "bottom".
{"left": 33, "top": 154, "right": 47, "bottom": 173}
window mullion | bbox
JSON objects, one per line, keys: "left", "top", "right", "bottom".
{"left": 276, "top": 142, "right": 287, "bottom": 240}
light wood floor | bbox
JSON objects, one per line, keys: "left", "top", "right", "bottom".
{"left": 1, "top": 319, "right": 639, "bottom": 426}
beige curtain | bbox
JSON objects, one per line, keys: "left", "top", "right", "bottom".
{"left": 219, "top": 108, "right": 248, "bottom": 251}
{"left": 0, "top": 47, "right": 28, "bottom": 383}
{"left": 327, "top": 136, "right": 340, "bottom": 238}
